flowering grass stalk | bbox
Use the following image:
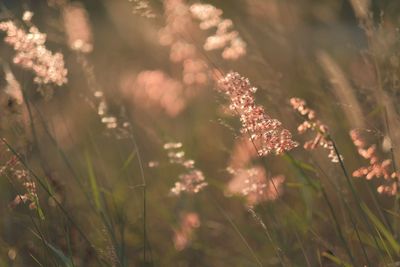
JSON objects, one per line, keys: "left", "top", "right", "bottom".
{"left": 0, "top": 12, "right": 67, "bottom": 86}
{"left": 218, "top": 72, "right": 298, "bottom": 156}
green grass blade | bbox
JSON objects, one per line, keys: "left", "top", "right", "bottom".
{"left": 45, "top": 242, "right": 74, "bottom": 267}
{"left": 283, "top": 154, "right": 319, "bottom": 222}
{"left": 321, "top": 251, "right": 353, "bottom": 267}
{"left": 362, "top": 203, "right": 400, "bottom": 255}
{"left": 85, "top": 150, "right": 101, "bottom": 212}
{"left": 120, "top": 150, "right": 136, "bottom": 172}
{"left": 29, "top": 253, "right": 44, "bottom": 267}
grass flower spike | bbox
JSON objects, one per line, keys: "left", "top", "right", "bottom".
{"left": 290, "top": 97, "right": 341, "bottom": 163}
{"left": 0, "top": 12, "right": 67, "bottom": 86}
{"left": 350, "top": 129, "right": 398, "bottom": 195}
{"left": 218, "top": 72, "right": 298, "bottom": 156}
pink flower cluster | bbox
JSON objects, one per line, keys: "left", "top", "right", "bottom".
{"left": 290, "top": 97, "right": 341, "bottom": 163}
{"left": 182, "top": 59, "right": 208, "bottom": 89}
{"left": 218, "top": 72, "right": 298, "bottom": 156}
{"left": 0, "top": 148, "right": 38, "bottom": 210}
{"left": 226, "top": 166, "right": 285, "bottom": 206}
{"left": 0, "top": 15, "right": 67, "bottom": 86}
{"left": 190, "top": 3, "right": 246, "bottom": 60}
{"left": 164, "top": 142, "right": 207, "bottom": 195}
{"left": 159, "top": 0, "right": 209, "bottom": 88}
{"left": 173, "top": 212, "right": 200, "bottom": 251}
{"left": 350, "top": 130, "right": 398, "bottom": 195}
{"left": 121, "top": 70, "right": 186, "bottom": 117}
{"left": 128, "top": 0, "right": 156, "bottom": 18}
{"left": 225, "top": 135, "right": 287, "bottom": 206}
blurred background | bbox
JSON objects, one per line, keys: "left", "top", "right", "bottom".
{"left": 0, "top": 0, "right": 399, "bottom": 266}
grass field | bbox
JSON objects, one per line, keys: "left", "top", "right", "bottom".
{"left": 0, "top": 0, "right": 399, "bottom": 266}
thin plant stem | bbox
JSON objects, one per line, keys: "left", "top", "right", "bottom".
{"left": 1, "top": 138, "right": 108, "bottom": 267}
{"left": 313, "top": 162, "right": 372, "bottom": 266}
{"left": 211, "top": 196, "right": 264, "bottom": 267}
{"left": 330, "top": 138, "right": 389, "bottom": 263}
{"left": 285, "top": 153, "right": 358, "bottom": 265}
{"left": 247, "top": 207, "right": 287, "bottom": 266}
